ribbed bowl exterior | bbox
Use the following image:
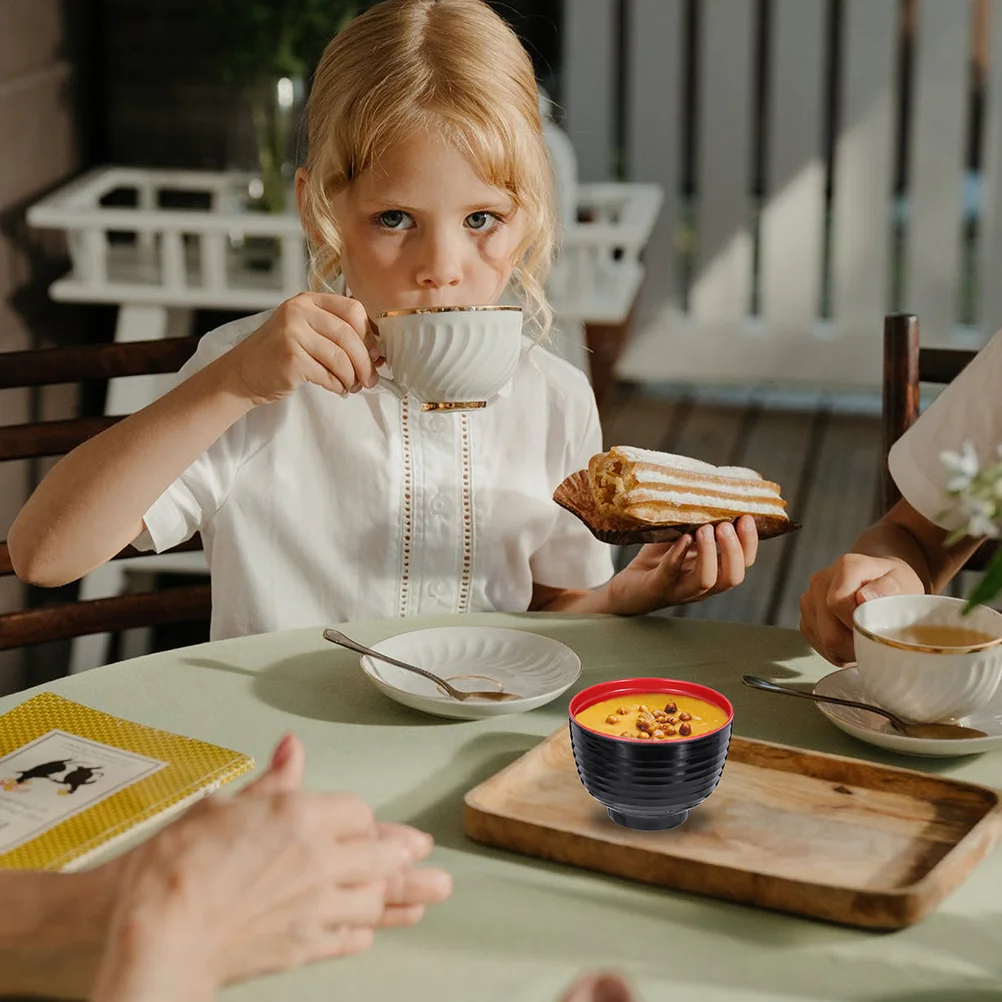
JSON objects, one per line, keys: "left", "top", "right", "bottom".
{"left": 568, "top": 677, "right": 734, "bottom": 827}
{"left": 379, "top": 311, "right": 523, "bottom": 402}
{"left": 569, "top": 718, "right": 732, "bottom": 820}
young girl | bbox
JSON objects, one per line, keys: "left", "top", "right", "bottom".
{"left": 9, "top": 0, "right": 758, "bottom": 639}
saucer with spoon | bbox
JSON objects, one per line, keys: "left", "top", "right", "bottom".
{"left": 743, "top": 670, "right": 1002, "bottom": 758}
{"left": 323, "top": 625, "right": 581, "bottom": 720}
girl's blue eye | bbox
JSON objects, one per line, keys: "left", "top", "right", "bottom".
{"left": 466, "top": 211, "right": 500, "bottom": 232}
{"left": 377, "top": 210, "right": 411, "bottom": 230}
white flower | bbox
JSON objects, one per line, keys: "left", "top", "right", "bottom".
{"left": 941, "top": 442, "right": 980, "bottom": 492}
{"left": 958, "top": 491, "right": 1001, "bottom": 538}
{"left": 940, "top": 443, "right": 1002, "bottom": 539}
{"left": 968, "top": 512, "right": 1001, "bottom": 539}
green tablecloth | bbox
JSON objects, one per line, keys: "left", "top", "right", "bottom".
{"left": 3, "top": 612, "right": 1001, "bottom": 1001}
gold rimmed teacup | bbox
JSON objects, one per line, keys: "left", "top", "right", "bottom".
{"left": 368, "top": 304, "right": 524, "bottom": 410}
{"left": 852, "top": 594, "right": 1002, "bottom": 723}
{"left": 853, "top": 618, "right": 1002, "bottom": 655}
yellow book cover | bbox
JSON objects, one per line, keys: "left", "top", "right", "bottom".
{"left": 0, "top": 692, "right": 253, "bottom": 872}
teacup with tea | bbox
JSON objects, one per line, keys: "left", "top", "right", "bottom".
{"left": 371, "top": 304, "right": 524, "bottom": 410}
{"left": 852, "top": 594, "right": 1002, "bottom": 722}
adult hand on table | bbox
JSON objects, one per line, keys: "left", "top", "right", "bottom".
{"left": 92, "top": 734, "right": 452, "bottom": 1002}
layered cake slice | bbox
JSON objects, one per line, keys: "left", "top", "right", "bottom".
{"left": 588, "top": 446, "right": 790, "bottom": 532}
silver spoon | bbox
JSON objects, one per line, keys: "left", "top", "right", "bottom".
{"left": 741, "top": 675, "right": 988, "bottom": 740}
{"left": 322, "top": 628, "right": 524, "bottom": 702}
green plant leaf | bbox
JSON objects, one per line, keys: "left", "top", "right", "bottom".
{"left": 964, "top": 547, "right": 1002, "bottom": 613}
{"left": 201, "top": 1, "right": 378, "bottom": 85}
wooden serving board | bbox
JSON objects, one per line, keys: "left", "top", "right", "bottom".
{"left": 464, "top": 727, "right": 1002, "bottom": 929}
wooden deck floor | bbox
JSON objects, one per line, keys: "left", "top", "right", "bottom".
{"left": 599, "top": 382, "right": 889, "bottom": 629}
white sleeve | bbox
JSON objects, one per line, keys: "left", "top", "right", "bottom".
{"left": 530, "top": 370, "right": 615, "bottom": 589}
{"left": 132, "top": 315, "right": 266, "bottom": 552}
{"left": 888, "top": 326, "right": 1002, "bottom": 528}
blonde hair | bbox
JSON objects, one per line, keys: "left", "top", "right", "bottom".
{"left": 300, "top": 0, "right": 555, "bottom": 339}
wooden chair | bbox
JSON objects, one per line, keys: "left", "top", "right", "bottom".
{"left": 0, "top": 337, "right": 211, "bottom": 654}
{"left": 882, "top": 312, "right": 991, "bottom": 571}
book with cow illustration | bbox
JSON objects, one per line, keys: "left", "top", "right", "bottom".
{"left": 0, "top": 692, "right": 252, "bottom": 871}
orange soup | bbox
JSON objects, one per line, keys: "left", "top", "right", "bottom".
{"left": 575, "top": 692, "right": 729, "bottom": 740}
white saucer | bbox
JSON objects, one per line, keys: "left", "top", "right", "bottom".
{"left": 813, "top": 666, "right": 1002, "bottom": 758}
{"left": 359, "top": 626, "right": 581, "bottom": 720}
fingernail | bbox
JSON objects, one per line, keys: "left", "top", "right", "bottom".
{"left": 271, "top": 734, "right": 293, "bottom": 768}
{"left": 859, "top": 587, "right": 876, "bottom": 602}
{"left": 407, "top": 832, "right": 434, "bottom": 859}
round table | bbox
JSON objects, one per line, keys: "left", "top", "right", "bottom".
{"left": 3, "top": 612, "right": 1001, "bottom": 1001}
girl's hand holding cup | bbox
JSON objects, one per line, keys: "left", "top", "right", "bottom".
{"left": 228, "top": 293, "right": 380, "bottom": 406}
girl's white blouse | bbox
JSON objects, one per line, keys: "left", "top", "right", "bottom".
{"left": 136, "top": 311, "right": 615, "bottom": 639}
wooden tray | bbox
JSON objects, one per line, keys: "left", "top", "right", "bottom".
{"left": 464, "top": 727, "right": 1002, "bottom": 929}
{"left": 552, "top": 470, "right": 801, "bottom": 545}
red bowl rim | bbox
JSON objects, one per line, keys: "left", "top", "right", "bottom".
{"left": 569, "top": 677, "right": 734, "bottom": 742}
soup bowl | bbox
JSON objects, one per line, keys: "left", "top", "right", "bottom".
{"left": 568, "top": 677, "right": 733, "bottom": 831}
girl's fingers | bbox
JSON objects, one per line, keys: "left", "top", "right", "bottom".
{"left": 305, "top": 303, "right": 376, "bottom": 389}
{"left": 307, "top": 293, "right": 369, "bottom": 339}
{"left": 686, "top": 524, "right": 719, "bottom": 595}
{"left": 654, "top": 534, "right": 692, "bottom": 582}
{"left": 712, "top": 522, "right": 747, "bottom": 592}
{"left": 300, "top": 342, "right": 352, "bottom": 392}
{"left": 301, "top": 342, "right": 354, "bottom": 395}
{"left": 735, "top": 515, "right": 759, "bottom": 567}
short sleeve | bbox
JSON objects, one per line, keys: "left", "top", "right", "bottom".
{"left": 529, "top": 368, "right": 615, "bottom": 589}
{"left": 132, "top": 313, "right": 268, "bottom": 552}
{"left": 888, "top": 326, "right": 1002, "bottom": 528}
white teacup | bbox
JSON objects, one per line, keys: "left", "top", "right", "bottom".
{"left": 372, "top": 305, "right": 524, "bottom": 410}
{"left": 852, "top": 594, "right": 1002, "bottom": 722}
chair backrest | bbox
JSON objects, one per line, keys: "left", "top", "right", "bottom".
{"left": 0, "top": 337, "right": 210, "bottom": 653}
{"left": 881, "top": 312, "right": 989, "bottom": 570}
